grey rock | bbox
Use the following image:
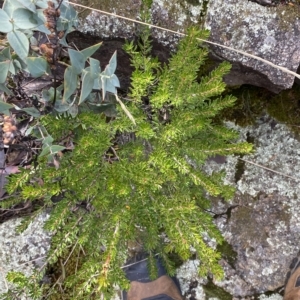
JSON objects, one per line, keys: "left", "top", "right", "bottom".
{"left": 250, "top": 0, "right": 274, "bottom": 6}
{"left": 0, "top": 213, "right": 51, "bottom": 295}
{"left": 205, "top": 0, "right": 300, "bottom": 93}
{"left": 204, "top": 114, "right": 300, "bottom": 298}
{"left": 77, "top": 0, "right": 300, "bottom": 93}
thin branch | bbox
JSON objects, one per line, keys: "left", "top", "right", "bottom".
{"left": 63, "top": 239, "right": 79, "bottom": 266}
{"left": 0, "top": 267, "right": 9, "bottom": 292}
{"left": 239, "top": 157, "right": 300, "bottom": 181}
{"left": 39, "top": 216, "right": 83, "bottom": 272}
{"left": 19, "top": 255, "right": 48, "bottom": 265}
{"left": 110, "top": 146, "right": 120, "bottom": 161}
{"left": 115, "top": 94, "right": 136, "bottom": 125}
{"left": 121, "top": 253, "right": 159, "bottom": 269}
{"left": 68, "top": 1, "right": 300, "bottom": 80}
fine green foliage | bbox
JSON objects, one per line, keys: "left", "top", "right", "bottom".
{"left": 0, "top": 0, "right": 122, "bottom": 164}
{"left": 2, "top": 25, "right": 253, "bottom": 299}
{"left": 0, "top": 0, "right": 119, "bottom": 121}
{"left": 0, "top": 0, "right": 253, "bottom": 298}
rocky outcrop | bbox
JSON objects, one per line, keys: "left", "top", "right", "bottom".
{"left": 205, "top": 0, "right": 300, "bottom": 93}
{"left": 76, "top": 0, "right": 300, "bottom": 93}
{"left": 0, "top": 213, "right": 51, "bottom": 295}
{"left": 202, "top": 114, "right": 300, "bottom": 299}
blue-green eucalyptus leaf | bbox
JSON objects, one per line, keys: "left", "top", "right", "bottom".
{"left": 33, "top": 8, "right": 47, "bottom": 25}
{"left": 3, "top": 0, "right": 23, "bottom": 17}
{"left": 39, "top": 145, "right": 50, "bottom": 157}
{"left": 110, "top": 74, "right": 120, "bottom": 88}
{"left": 107, "top": 50, "right": 117, "bottom": 74}
{"left": 79, "top": 71, "right": 94, "bottom": 105}
{"left": 59, "top": 35, "right": 69, "bottom": 47}
{"left": 26, "top": 57, "right": 49, "bottom": 77}
{"left": 14, "top": 105, "right": 41, "bottom": 117}
{"left": 104, "top": 77, "right": 118, "bottom": 94}
{"left": 56, "top": 17, "right": 68, "bottom": 32}
{"left": 30, "top": 36, "right": 38, "bottom": 47}
{"left": 36, "top": 23, "right": 51, "bottom": 34}
{"left": 34, "top": 9, "right": 50, "bottom": 34}
{"left": 67, "top": 103, "right": 78, "bottom": 117}
{"left": 42, "top": 135, "right": 53, "bottom": 146}
{"left": 0, "top": 47, "right": 11, "bottom": 61}
{"left": 54, "top": 100, "right": 72, "bottom": 112}
{"left": 68, "top": 49, "right": 85, "bottom": 74}
{"left": 21, "top": 106, "right": 41, "bottom": 117}
{"left": 89, "top": 57, "right": 100, "bottom": 78}
{"left": 0, "top": 60, "right": 10, "bottom": 83}
{"left": 80, "top": 42, "right": 102, "bottom": 61}
{"left": 16, "top": 0, "right": 36, "bottom": 12}
{"left": 8, "top": 62, "right": 15, "bottom": 75}
{"left": 0, "top": 83, "right": 13, "bottom": 95}
{"left": 25, "top": 126, "right": 33, "bottom": 136}
{"left": 12, "top": 59, "right": 22, "bottom": 73}
{"left": 7, "top": 30, "right": 29, "bottom": 60}
{"left": 62, "top": 66, "right": 78, "bottom": 102}
{"left": 0, "top": 100, "right": 13, "bottom": 114}
{"left": 0, "top": 47, "right": 16, "bottom": 75}
{"left": 93, "top": 77, "right": 102, "bottom": 90}
{"left": 59, "top": 2, "right": 78, "bottom": 26}
{"left": 0, "top": 9, "right": 13, "bottom": 33}
{"left": 13, "top": 8, "right": 38, "bottom": 29}
{"left": 36, "top": 0, "right": 48, "bottom": 9}
{"left": 42, "top": 88, "right": 55, "bottom": 102}
{"left": 49, "top": 145, "right": 65, "bottom": 153}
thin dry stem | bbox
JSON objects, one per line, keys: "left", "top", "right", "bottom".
{"left": 239, "top": 158, "right": 300, "bottom": 181}
{"left": 68, "top": 1, "right": 300, "bottom": 80}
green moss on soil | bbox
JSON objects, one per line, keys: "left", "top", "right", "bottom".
{"left": 275, "top": 3, "right": 300, "bottom": 32}
{"left": 215, "top": 82, "right": 300, "bottom": 140}
{"left": 229, "top": 193, "right": 290, "bottom": 249}
{"left": 216, "top": 85, "right": 270, "bottom": 127}
{"left": 217, "top": 239, "right": 237, "bottom": 268}
{"left": 234, "top": 158, "right": 246, "bottom": 183}
{"left": 267, "top": 84, "right": 300, "bottom": 138}
{"left": 203, "top": 277, "right": 232, "bottom": 300}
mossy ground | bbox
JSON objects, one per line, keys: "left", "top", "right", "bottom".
{"left": 216, "top": 240, "right": 237, "bottom": 268}
{"left": 230, "top": 193, "right": 290, "bottom": 249}
{"left": 214, "top": 82, "right": 300, "bottom": 139}
{"left": 203, "top": 279, "right": 283, "bottom": 300}
{"left": 203, "top": 278, "right": 232, "bottom": 300}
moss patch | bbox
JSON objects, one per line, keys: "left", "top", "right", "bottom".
{"left": 229, "top": 193, "right": 290, "bottom": 249}
{"left": 216, "top": 85, "right": 271, "bottom": 127}
{"left": 267, "top": 84, "right": 300, "bottom": 138}
{"left": 216, "top": 239, "right": 237, "bottom": 268}
{"left": 275, "top": 3, "right": 300, "bottom": 32}
{"left": 215, "top": 82, "right": 300, "bottom": 140}
{"left": 203, "top": 277, "right": 232, "bottom": 300}
{"left": 234, "top": 158, "right": 246, "bottom": 183}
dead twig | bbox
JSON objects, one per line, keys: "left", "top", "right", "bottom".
{"left": 68, "top": 1, "right": 300, "bottom": 80}
{"left": 239, "top": 157, "right": 300, "bottom": 181}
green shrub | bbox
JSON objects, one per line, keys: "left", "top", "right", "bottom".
{"left": 0, "top": 0, "right": 252, "bottom": 298}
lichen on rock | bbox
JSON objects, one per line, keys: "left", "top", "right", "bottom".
{"left": 0, "top": 213, "right": 51, "bottom": 295}
{"left": 203, "top": 114, "right": 300, "bottom": 298}
{"left": 205, "top": 0, "right": 300, "bottom": 92}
